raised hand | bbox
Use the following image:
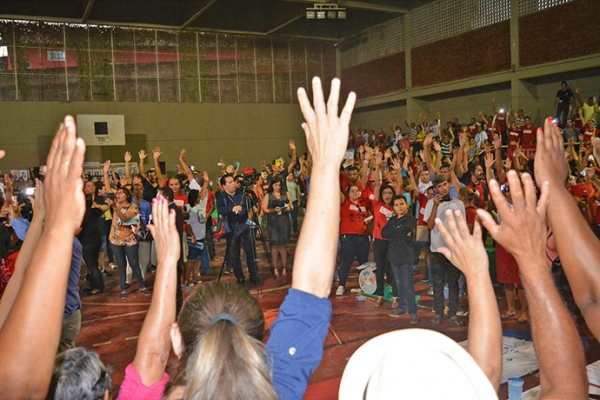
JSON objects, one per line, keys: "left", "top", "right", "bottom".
{"left": 484, "top": 152, "right": 494, "bottom": 169}
{"left": 138, "top": 149, "right": 147, "bottom": 160}
{"left": 391, "top": 159, "right": 401, "bottom": 171}
{"left": 477, "top": 171, "right": 550, "bottom": 264}
{"left": 43, "top": 115, "right": 86, "bottom": 234}
{"left": 432, "top": 140, "right": 441, "bottom": 153}
{"left": 424, "top": 133, "right": 433, "bottom": 147}
{"left": 124, "top": 151, "right": 132, "bottom": 163}
{"left": 152, "top": 146, "right": 162, "bottom": 160}
{"left": 297, "top": 77, "right": 356, "bottom": 167}
{"left": 436, "top": 211, "right": 488, "bottom": 278}
{"left": 180, "top": 149, "right": 186, "bottom": 160}
{"left": 147, "top": 195, "right": 180, "bottom": 268}
{"left": 493, "top": 134, "right": 501, "bottom": 150}
{"left": 289, "top": 140, "right": 296, "bottom": 150}
{"left": 534, "top": 118, "right": 568, "bottom": 188}
{"left": 203, "top": 170, "right": 209, "bottom": 182}
{"left": 103, "top": 160, "right": 111, "bottom": 173}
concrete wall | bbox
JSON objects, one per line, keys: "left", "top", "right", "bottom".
{"left": 0, "top": 101, "right": 307, "bottom": 175}
{"left": 351, "top": 103, "right": 406, "bottom": 133}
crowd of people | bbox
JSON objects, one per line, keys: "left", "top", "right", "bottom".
{"left": 0, "top": 77, "right": 597, "bottom": 399}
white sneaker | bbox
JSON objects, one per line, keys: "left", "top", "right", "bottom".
{"left": 336, "top": 286, "right": 345, "bottom": 296}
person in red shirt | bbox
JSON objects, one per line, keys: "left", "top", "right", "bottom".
{"left": 572, "top": 106, "right": 584, "bottom": 131}
{"left": 492, "top": 97, "right": 507, "bottom": 133}
{"left": 507, "top": 122, "right": 522, "bottom": 162}
{"left": 416, "top": 185, "right": 435, "bottom": 291}
{"left": 583, "top": 119, "right": 600, "bottom": 142}
{"left": 458, "top": 186, "right": 479, "bottom": 232}
{"left": 336, "top": 185, "right": 370, "bottom": 296}
{"left": 520, "top": 117, "right": 537, "bottom": 148}
{"left": 468, "top": 118, "right": 479, "bottom": 136}
{"left": 340, "top": 165, "right": 363, "bottom": 195}
{"left": 371, "top": 182, "right": 397, "bottom": 308}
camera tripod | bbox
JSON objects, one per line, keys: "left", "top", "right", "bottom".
{"left": 217, "top": 188, "right": 276, "bottom": 299}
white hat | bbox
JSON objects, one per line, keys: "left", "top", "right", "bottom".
{"left": 339, "top": 329, "right": 498, "bottom": 400}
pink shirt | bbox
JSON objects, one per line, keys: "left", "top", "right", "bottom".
{"left": 116, "top": 363, "right": 170, "bottom": 400}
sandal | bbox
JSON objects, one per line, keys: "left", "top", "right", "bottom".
{"left": 448, "top": 316, "right": 466, "bottom": 327}
{"left": 281, "top": 267, "right": 288, "bottom": 277}
{"left": 390, "top": 297, "right": 398, "bottom": 309}
{"left": 273, "top": 267, "right": 280, "bottom": 278}
{"left": 517, "top": 313, "right": 529, "bottom": 323}
{"left": 501, "top": 311, "right": 516, "bottom": 320}
{"left": 373, "top": 296, "right": 383, "bottom": 308}
{"left": 431, "top": 315, "right": 442, "bottom": 325}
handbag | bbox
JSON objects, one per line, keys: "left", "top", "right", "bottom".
{"left": 212, "top": 217, "right": 231, "bottom": 240}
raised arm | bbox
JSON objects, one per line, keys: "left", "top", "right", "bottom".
{"left": 575, "top": 88, "right": 584, "bottom": 108}
{"left": 361, "top": 148, "right": 371, "bottom": 190}
{"left": 435, "top": 213, "right": 501, "bottom": 390}
{"left": 493, "top": 134, "right": 507, "bottom": 183}
{"left": 432, "top": 140, "right": 442, "bottom": 171}
{"left": 478, "top": 170, "right": 587, "bottom": 399}
{"left": 132, "top": 194, "right": 179, "bottom": 386}
{"left": 287, "top": 140, "right": 297, "bottom": 174}
{"left": 179, "top": 149, "right": 194, "bottom": 183}
{"left": 124, "top": 151, "right": 132, "bottom": 180}
{"left": 103, "top": 160, "right": 114, "bottom": 192}
{"left": 293, "top": 78, "right": 356, "bottom": 297}
{"left": 0, "top": 115, "right": 86, "bottom": 398}
{"left": 535, "top": 118, "right": 600, "bottom": 342}
{"left": 138, "top": 150, "right": 147, "bottom": 176}
{"left": 152, "top": 147, "right": 165, "bottom": 187}
{"left": 422, "top": 133, "right": 436, "bottom": 174}
{"left": 484, "top": 152, "right": 495, "bottom": 184}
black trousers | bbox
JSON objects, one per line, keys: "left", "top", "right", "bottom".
{"left": 229, "top": 228, "right": 259, "bottom": 281}
{"left": 81, "top": 235, "right": 103, "bottom": 291}
{"left": 373, "top": 239, "right": 397, "bottom": 297}
{"left": 431, "top": 251, "right": 460, "bottom": 318}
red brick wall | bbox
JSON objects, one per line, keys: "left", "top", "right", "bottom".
{"left": 411, "top": 20, "right": 511, "bottom": 88}
{"left": 341, "top": 52, "right": 405, "bottom": 101}
{"left": 520, "top": 0, "right": 600, "bottom": 67}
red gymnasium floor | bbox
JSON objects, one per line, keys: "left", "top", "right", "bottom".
{"left": 77, "top": 234, "right": 599, "bottom": 399}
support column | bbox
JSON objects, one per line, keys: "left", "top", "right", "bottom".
{"left": 510, "top": 0, "right": 519, "bottom": 71}
{"left": 404, "top": 15, "right": 412, "bottom": 90}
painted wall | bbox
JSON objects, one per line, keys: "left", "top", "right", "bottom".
{"left": 0, "top": 101, "right": 307, "bottom": 175}
{"left": 351, "top": 103, "right": 407, "bottom": 133}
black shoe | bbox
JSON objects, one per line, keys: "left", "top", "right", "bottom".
{"left": 236, "top": 278, "right": 246, "bottom": 286}
{"left": 102, "top": 270, "right": 112, "bottom": 278}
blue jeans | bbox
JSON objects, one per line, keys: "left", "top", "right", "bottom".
{"left": 390, "top": 263, "right": 417, "bottom": 314}
{"left": 339, "top": 234, "right": 370, "bottom": 287}
{"left": 289, "top": 200, "right": 299, "bottom": 232}
{"left": 110, "top": 243, "right": 145, "bottom": 291}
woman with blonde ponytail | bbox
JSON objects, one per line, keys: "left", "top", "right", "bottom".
{"left": 116, "top": 77, "right": 356, "bottom": 400}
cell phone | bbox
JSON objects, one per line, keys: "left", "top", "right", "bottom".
{"left": 105, "top": 193, "right": 115, "bottom": 201}
{"left": 24, "top": 187, "right": 35, "bottom": 196}
{"left": 441, "top": 194, "right": 452, "bottom": 202}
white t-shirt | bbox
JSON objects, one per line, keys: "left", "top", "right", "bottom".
{"left": 424, "top": 197, "right": 466, "bottom": 252}
{"left": 186, "top": 198, "right": 208, "bottom": 240}
{"left": 418, "top": 181, "right": 433, "bottom": 195}
{"left": 189, "top": 178, "right": 201, "bottom": 191}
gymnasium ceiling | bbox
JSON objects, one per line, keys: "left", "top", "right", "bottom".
{"left": 0, "top": 0, "right": 436, "bottom": 41}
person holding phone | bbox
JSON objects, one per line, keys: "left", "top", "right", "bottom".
{"left": 262, "top": 176, "right": 293, "bottom": 278}
{"left": 424, "top": 174, "right": 466, "bottom": 326}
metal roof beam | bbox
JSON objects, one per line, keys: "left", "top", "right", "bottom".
{"left": 281, "top": 0, "right": 408, "bottom": 14}
{"left": 266, "top": 13, "right": 305, "bottom": 36}
{"left": 82, "top": 0, "right": 96, "bottom": 23}
{"left": 180, "top": 0, "right": 218, "bottom": 30}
